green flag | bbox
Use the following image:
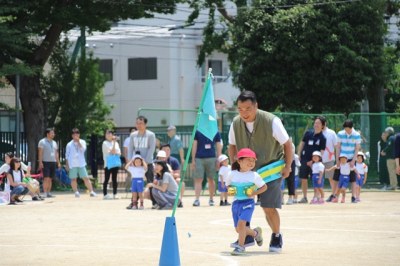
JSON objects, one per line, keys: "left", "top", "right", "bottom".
{"left": 197, "top": 77, "right": 218, "bottom": 141}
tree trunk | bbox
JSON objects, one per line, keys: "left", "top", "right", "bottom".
{"left": 367, "top": 85, "right": 385, "bottom": 112}
{"left": 20, "top": 75, "right": 46, "bottom": 172}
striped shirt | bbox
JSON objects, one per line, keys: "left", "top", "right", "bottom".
{"left": 337, "top": 129, "right": 361, "bottom": 160}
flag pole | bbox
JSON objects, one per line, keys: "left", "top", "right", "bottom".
{"left": 171, "top": 68, "right": 213, "bottom": 217}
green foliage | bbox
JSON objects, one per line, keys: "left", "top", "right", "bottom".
{"left": 41, "top": 39, "right": 113, "bottom": 146}
{"left": 190, "top": 0, "right": 389, "bottom": 113}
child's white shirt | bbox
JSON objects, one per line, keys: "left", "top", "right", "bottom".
{"left": 312, "top": 162, "right": 325, "bottom": 175}
{"left": 128, "top": 166, "right": 146, "bottom": 178}
{"left": 225, "top": 170, "right": 265, "bottom": 188}
{"left": 218, "top": 165, "right": 231, "bottom": 182}
{"left": 337, "top": 162, "right": 355, "bottom": 175}
{"left": 355, "top": 162, "right": 368, "bottom": 175}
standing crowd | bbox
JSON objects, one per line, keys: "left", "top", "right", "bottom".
{"left": 1, "top": 91, "right": 400, "bottom": 257}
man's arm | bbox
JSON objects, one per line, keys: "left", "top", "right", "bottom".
{"left": 38, "top": 145, "right": 43, "bottom": 170}
{"left": 335, "top": 142, "right": 342, "bottom": 166}
{"left": 228, "top": 144, "right": 237, "bottom": 164}
{"left": 215, "top": 141, "right": 222, "bottom": 158}
{"left": 191, "top": 140, "right": 198, "bottom": 169}
{"left": 297, "top": 141, "right": 304, "bottom": 159}
{"left": 179, "top": 147, "right": 185, "bottom": 165}
{"left": 128, "top": 134, "right": 134, "bottom": 160}
{"left": 351, "top": 143, "right": 361, "bottom": 167}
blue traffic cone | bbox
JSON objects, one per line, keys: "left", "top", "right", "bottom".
{"left": 159, "top": 217, "right": 181, "bottom": 266}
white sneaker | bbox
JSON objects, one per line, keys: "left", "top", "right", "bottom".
{"left": 113, "top": 194, "right": 119, "bottom": 200}
{"left": 90, "top": 191, "right": 97, "bottom": 197}
{"left": 75, "top": 191, "right": 80, "bottom": 198}
{"left": 286, "top": 198, "right": 293, "bottom": 205}
{"left": 103, "top": 194, "right": 112, "bottom": 200}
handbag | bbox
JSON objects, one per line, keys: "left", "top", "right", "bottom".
{"left": 107, "top": 154, "right": 122, "bottom": 169}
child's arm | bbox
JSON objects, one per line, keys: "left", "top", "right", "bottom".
{"left": 143, "top": 161, "right": 148, "bottom": 172}
{"left": 218, "top": 174, "right": 225, "bottom": 187}
{"left": 353, "top": 167, "right": 360, "bottom": 179}
{"left": 124, "top": 160, "right": 132, "bottom": 170}
{"left": 318, "top": 170, "right": 324, "bottom": 184}
{"left": 251, "top": 184, "right": 267, "bottom": 196}
{"left": 325, "top": 165, "right": 337, "bottom": 172}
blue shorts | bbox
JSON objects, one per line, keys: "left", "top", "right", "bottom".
{"left": 131, "top": 178, "right": 144, "bottom": 193}
{"left": 312, "top": 174, "right": 324, "bottom": 188}
{"left": 232, "top": 199, "right": 255, "bottom": 228}
{"left": 294, "top": 175, "right": 300, "bottom": 189}
{"left": 338, "top": 175, "right": 350, "bottom": 189}
{"left": 218, "top": 181, "right": 227, "bottom": 192}
{"left": 356, "top": 174, "right": 365, "bottom": 187}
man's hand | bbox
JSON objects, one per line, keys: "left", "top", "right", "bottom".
{"left": 281, "top": 166, "right": 291, "bottom": 179}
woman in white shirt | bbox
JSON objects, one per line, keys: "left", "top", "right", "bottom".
{"left": 102, "top": 130, "right": 121, "bottom": 200}
{"left": 6, "top": 158, "right": 40, "bottom": 204}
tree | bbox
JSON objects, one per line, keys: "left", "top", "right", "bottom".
{"left": 0, "top": 0, "right": 182, "bottom": 169}
{"left": 41, "top": 39, "right": 114, "bottom": 148}
{"left": 188, "top": 0, "right": 389, "bottom": 113}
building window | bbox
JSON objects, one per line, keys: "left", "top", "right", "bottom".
{"left": 208, "top": 60, "right": 223, "bottom": 77}
{"left": 128, "top": 58, "right": 157, "bottom": 80}
{"left": 99, "top": 59, "right": 113, "bottom": 81}
{"left": 201, "top": 59, "right": 224, "bottom": 82}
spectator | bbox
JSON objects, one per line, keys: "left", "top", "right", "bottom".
{"left": 158, "top": 144, "right": 184, "bottom": 207}
{"left": 395, "top": 133, "right": 400, "bottom": 177}
{"left": 123, "top": 127, "right": 137, "bottom": 161}
{"left": 321, "top": 118, "right": 338, "bottom": 202}
{"left": 102, "top": 130, "right": 121, "bottom": 200}
{"left": 383, "top": 127, "right": 397, "bottom": 190}
{"left": 128, "top": 116, "right": 156, "bottom": 206}
{"left": 65, "top": 128, "right": 97, "bottom": 198}
{"left": 146, "top": 160, "right": 178, "bottom": 210}
{"left": 377, "top": 131, "right": 390, "bottom": 189}
{"left": 167, "top": 125, "right": 185, "bottom": 165}
{"left": 355, "top": 152, "right": 368, "bottom": 201}
{"left": 309, "top": 151, "right": 325, "bottom": 204}
{"left": 334, "top": 119, "right": 361, "bottom": 203}
{"left": 218, "top": 154, "right": 231, "bottom": 206}
{"left": 191, "top": 130, "right": 222, "bottom": 207}
{"left": 297, "top": 116, "right": 326, "bottom": 203}
{"left": 0, "top": 152, "right": 29, "bottom": 175}
{"left": 38, "top": 128, "right": 61, "bottom": 198}
{"left": 125, "top": 154, "right": 147, "bottom": 210}
{"left": 123, "top": 127, "right": 137, "bottom": 192}
{"left": 228, "top": 91, "right": 292, "bottom": 253}
{"left": 6, "top": 158, "right": 40, "bottom": 204}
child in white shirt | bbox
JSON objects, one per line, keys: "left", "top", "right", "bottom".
{"left": 218, "top": 154, "right": 231, "bottom": 206}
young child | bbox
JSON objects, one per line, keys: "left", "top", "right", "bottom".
{"left": 327, "top": 155, "right": 357, "bottom": 203}
{"left": 310, "top": 151, "right": 325, "bottom": 204}
{"left": 125, "top": 154, "right": 147, "bottom": 210}
{"left": 293, "top": 154, "right": 301, "bottom": 203}
{"left": 225, "top": 148, "right": 267, "bottom": 256}
{"left": 218, "top": 154, "right": 231, "bottom": 206}
{"left": 355, "top": 152, "right": 368, "bottom": 202}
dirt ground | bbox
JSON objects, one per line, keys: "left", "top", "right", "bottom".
{"left": 1, "top": 189, "right": 400, "bottom": 266}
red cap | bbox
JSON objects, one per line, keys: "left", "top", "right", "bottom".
{"left": 237, "top": 148, "right": 257, "bottom": 160}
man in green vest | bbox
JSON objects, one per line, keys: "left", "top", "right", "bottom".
{"left": 228, "top": 91, "right": 292, "bottom": 253}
